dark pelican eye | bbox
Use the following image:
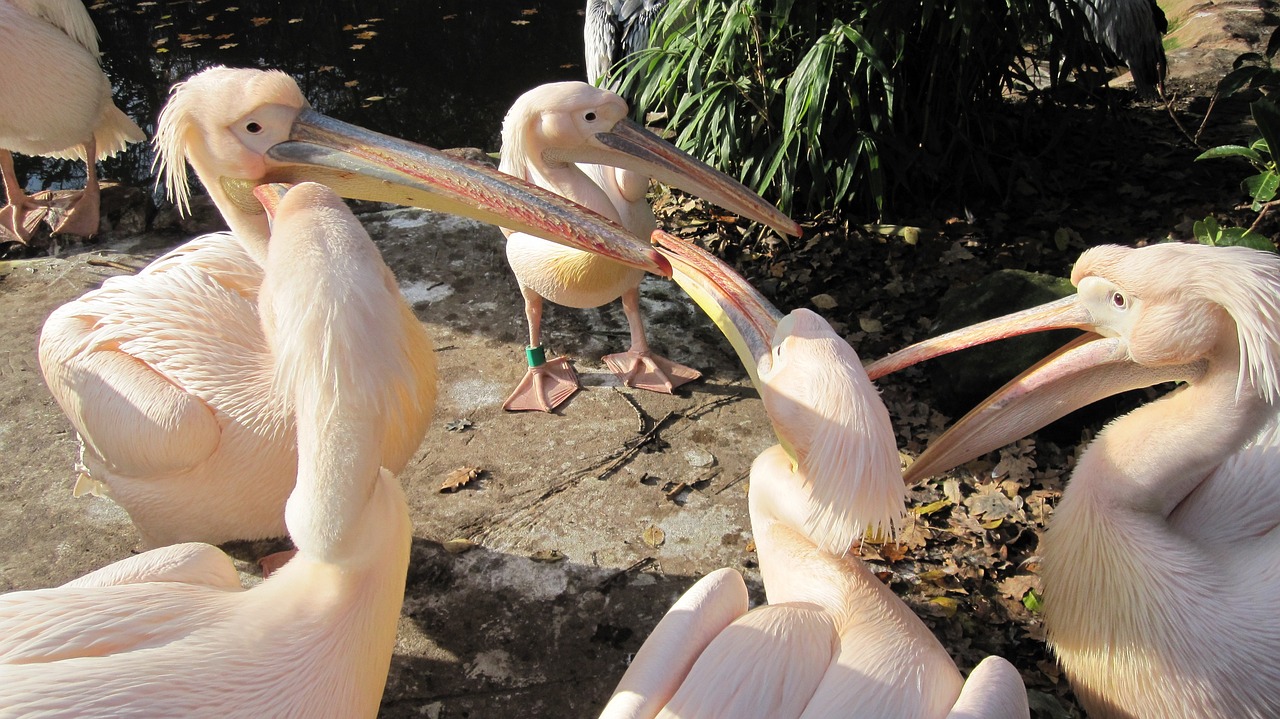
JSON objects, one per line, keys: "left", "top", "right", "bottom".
{"left": 1111, "top": 290, "right": 1128, "bottom": 309}
{"left": 245, "top": 121, "right": 263, "bottom": 134}
{"left": 584, "top": 112, "right": 597, "bottom": 122}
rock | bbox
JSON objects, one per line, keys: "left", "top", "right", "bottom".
{"left": 924, "top": 269, "right": 1076, "bottom": 417}
{"left": 98, "top": 183, "right": 149, "bottom": 239}
{"left": 151, "top": 193, "right": 224, "bottom": 235}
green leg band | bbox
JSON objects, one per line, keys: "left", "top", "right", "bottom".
{"left": 526, "top": 345, "right": 547, "bottom": 368}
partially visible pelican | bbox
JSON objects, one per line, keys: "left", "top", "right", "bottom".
{"left": 867, "top": 242, "right": 1280, "bottom": 718}
{"left": 38, "top": 67, "right": 667, "bottom": 548}
{"left": 585, "top": 0, "right": 666, "bottom": 88}
{"left": 0, "top": 0, "right": 145, "bottom": 241}
{"left": 0, "top": 182, "right": 425, "bottom": 716}
{"left": 498, "top": 82, "right": 799, "bottom": 411}
{"left": 1072, "top": 0, "right": 1167, "bottom": 97}
{"left": 597, "top": 231, "right": 1029, "bottom": 719}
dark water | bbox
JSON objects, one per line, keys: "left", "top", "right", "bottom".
{"left": 17, "top": 0, "right": 588, "bottom": 191}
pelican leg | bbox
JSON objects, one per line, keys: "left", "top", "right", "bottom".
{"left": 504, "top": 287, "right": 581, "bottom": 412}
{"left": 48, "top": 139, "right": 102, "bottom": 238}
{"left": 603, "top": 286, "right": 701, "bottom": 393}
{"left": 0, "top": 149, "right": 51, "bottom": 243}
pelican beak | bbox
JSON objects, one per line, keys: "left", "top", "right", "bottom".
{"left": 252, "top": 182, "right": 291, "bottom": 225}
{"left": 263, "top": 109, "right": 671, "bottom": 277}
{"left": 652, "top": 230, "right": 784, "bottom": 393}
{"left": 552, "top": 117, "right": 802, "bottom": 238}
{"left": 866, "top": 294, "right": 1205, "bottom": 483}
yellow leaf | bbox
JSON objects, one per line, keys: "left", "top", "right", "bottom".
{"left": 530, "top": 549, "right": 565, "bottom": 563}
{"left": 929, "top": 596, "right": 959, "bottom": 617}
{"left": 912, "top": 498, "right": 951, "bottom": 516}
{"left": 443, "top": 538, "right": 475, "bottom": 554}
{"left": 642, "top": 525, "right": 666, "bottom": 548}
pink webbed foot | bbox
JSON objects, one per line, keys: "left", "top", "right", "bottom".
{"left": 42, "top": 188, "right": 101, "bottom": 238}
{"left": 0, "top": 198, "right": 51, "bottom": 244}
{"left": 504, "top": 356, "right": 580, "bottom": 412}
{"left": 603, "top": 350, "right": 702, "bottom": 393}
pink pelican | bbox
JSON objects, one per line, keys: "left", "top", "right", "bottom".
{"left": 0, "top": 181, "right": 442, "bottom": 715}
{"left": 38, "top": 67, "right": 669, "bottom": 549}
{"left": 0, "top": 0, "right": 145, "bottom": 241}
{"left": 867, "top": 242, "right": 1280, "bottom": 718}
{"left": 497, "top": 82, "right": 800, "bottom": 411}
{"left": 597, "top": 231, "right": 1029, "bottom": 719}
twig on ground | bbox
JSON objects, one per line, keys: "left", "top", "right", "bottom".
{"left": 595, "top": 556, "right": 657, "bottom": 593}
{"left": 87, "top": 258, "right": 139, "bottom": 273}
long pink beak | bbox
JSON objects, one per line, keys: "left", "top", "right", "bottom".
{"left": 556, "top": 117, "right": 802, "bottom": 239}
{"left": 868, "top": 294, "right": 1205, "bottom": 483}
{"left": 265, "top": 109, "right": 671, "bottom": 277}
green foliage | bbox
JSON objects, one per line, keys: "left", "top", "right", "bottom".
{"left": 614, "top": 0, "right": 1095, "bottom": 218}
{"left": 1022, "top": 587, "right": 1044, "bottom": 613}
{"left": 1191, "top": 216, "right": 1273, "bottom": 251}
{"left": 1196, "top": 26, "right": 1280, "bottom": 248}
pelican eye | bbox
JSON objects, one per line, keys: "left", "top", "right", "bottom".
{"left": 1110, "top": 290, "right": 1128, "bottom": 310}
{"left": 245, "top": 121, "right": 264, "bottom": 134}
{"left": 584, "top": 112, "right": 597, "bottom": 122}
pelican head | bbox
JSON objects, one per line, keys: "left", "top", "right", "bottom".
{"left": 153, "top": 67, "right": 669, "bottom": 275}
{"left": 867, "top": 242, "right": 1280, "bottom": 483}
{"left": 500, "top": 81, "right": 801, "bottom": 238}
{"left": 654, "top": 231, "right": 904, "bottom": 553}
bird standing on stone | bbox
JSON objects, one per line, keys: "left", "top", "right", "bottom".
{"left": 0, "top": 0, "right": 145, "bottom": 242}
{"left": 498, "top": 82, "right": 799, "bottom": 411}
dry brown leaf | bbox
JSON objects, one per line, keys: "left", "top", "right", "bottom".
{"left": 992, "top": 438, "right": 1036, "bottom": 483}
{"left": 858, "top": 316, "right": 883, "bottom": 333}
{"left": 443, "top": 538, "right": 475, "bottom": 554}
{"left": 998, "top": 573, "right": 1040, "bottom": 602}
{"left": 965, "top": 482, "right": 1024, "bottom": 523}
{"left": 811, "top": 293, "right": 838, "bottom": 309}
{"left": 439, "top": 466, "right": 481, "bottom": 493}
{"left": 530, "top": 549, "right": 565, "bottom": 563}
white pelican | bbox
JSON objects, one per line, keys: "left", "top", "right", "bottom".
{"left": 38, "top": 67, "right": 668, "bottom": 549}
{"left": 597, "top": 231, "right": 1029, "bottom": 719}
{"left": 498, "top": 82, "right": 799, "bottom": 411}
{"left": 867, "top": 242, "right": 1280, "bottom": 718}
{"left": 0, "top": 0, "right": 145, "bottom": 241}
{"left": 0, "top": 181, "right": 432, "bottom": 716}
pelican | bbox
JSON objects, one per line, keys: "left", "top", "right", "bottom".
{"left": 1072, "top": 0, "right": 1167, "bottom": 97}
{"left": 0, "top": 0, "right": 145, "bottom": 241}
{"left": 0, "top": 181, "right": 436, "bottom": 716}
{"left": 585, "top": 0, "right": 666, "bottom": 88}
{"left": 498, "top": 82, "right": 799, "bottom": 411}
{"left": 38, "top": 67, "right": 668, "bottom": 548}
{"left": 866, "top": 242, "right": 1280, "bottom": 718}
{"left": 597, "top": 231, "right": 1029, "bottom": 719}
